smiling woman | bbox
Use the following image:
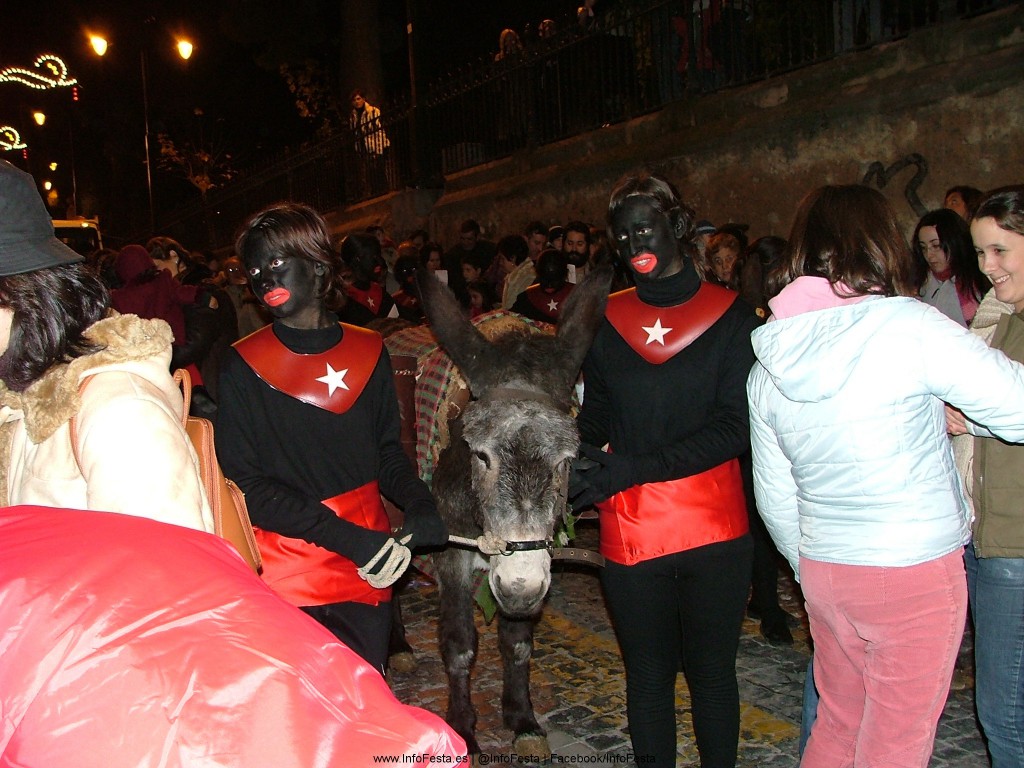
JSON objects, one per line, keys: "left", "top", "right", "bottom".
{"left": 958, "top": 185, "right": 1024, "bottom": 768}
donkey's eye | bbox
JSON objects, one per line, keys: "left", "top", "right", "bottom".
{"left": 473, "top": 450, "right": 491, "bottom": 469}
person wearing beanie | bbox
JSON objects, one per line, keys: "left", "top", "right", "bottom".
{"left": 0, "top": 160, "right": 212, "bottom": 531}
{"left": 547, "top": 225, "right": 566, "bottom": 252}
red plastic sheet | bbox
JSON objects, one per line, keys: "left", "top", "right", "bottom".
{"left": 0, "top": 506, "right": 467, "bottom": 768}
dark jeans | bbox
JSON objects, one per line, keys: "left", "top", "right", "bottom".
{"left": 601, "top": 534, "right": 753, "bottom": 767}
{"left": 302, "top": 600, "right": 392, "bottom": 676}
{"left": 800, "top": 656, "right": 818, "bottom": 755}
{"left": 965, "top": 541, "right": 1024, "bottom": 768}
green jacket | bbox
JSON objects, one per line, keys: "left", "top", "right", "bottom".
{"left": 973, "top": 310, "right": 1024, "bottom": 557}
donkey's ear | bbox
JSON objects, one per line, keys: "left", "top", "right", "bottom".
{"left": 416, "top": 268, "right": 492, "bottom": 389}
{"left": 554, "top": 262, "right": 613, "bottom": 376}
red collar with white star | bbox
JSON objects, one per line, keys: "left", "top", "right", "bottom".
{"left": 605, "top": 282, "right": 736, "bottom": 364}
{"left": 234, "top": 323, "right": 383, "bottom": 414}
{"left": 525, "top": 283, "right": 574, "bottom": 320}
{"left": 346, "top": 282, "right": 384, "bottom": 314}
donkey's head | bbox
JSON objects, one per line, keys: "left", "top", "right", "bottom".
{"left": 419, "top": 265, "right": 612, "bottom": 616}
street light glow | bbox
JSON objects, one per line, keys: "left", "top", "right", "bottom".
{"left": 85, "top": 29, "right": 195, "bottom": 232}
{"left": 89, "top": 36, "right": 109, "bottom": 57}
{"left": 49, "top": 162, "right": 58, "bottom": 171}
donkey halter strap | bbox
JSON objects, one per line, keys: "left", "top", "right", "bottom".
{"left": 477, "top": 386, "right": 557, "bottom": 409}
{"left": 446, "top": 533, "right": 606, "bottom": 567}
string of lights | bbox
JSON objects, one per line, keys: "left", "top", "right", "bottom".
{"left": 0, "top": 127, "right": 28, "bottom": 151}
{"left": 0, "top": 54, "right": 77, "bottom": 90}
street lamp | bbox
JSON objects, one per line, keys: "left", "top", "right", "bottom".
{"left": 89, "top": 31, "right": 194, "bottom": 233}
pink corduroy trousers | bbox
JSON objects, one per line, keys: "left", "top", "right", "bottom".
{"left": 800, "top": 549, "right": 967, "bottom": 768}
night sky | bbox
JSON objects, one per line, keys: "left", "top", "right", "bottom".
{"left": 3, "top": 0, "right": 578, "bottom": 234}
{"left": 3, "top": 0, "right": 580, "bottom": 149}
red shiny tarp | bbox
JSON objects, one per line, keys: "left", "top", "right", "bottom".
{"left": 0, "top": 506, "right": 467, "bottom": 768}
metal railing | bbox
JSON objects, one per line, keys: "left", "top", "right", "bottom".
{"left": 155, "top": 0, "right": 1014, "bottom": 250}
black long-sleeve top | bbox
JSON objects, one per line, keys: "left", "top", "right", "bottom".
{"left": 577, "top": 262, "right": 759, "bottom": 486}
{"left": 216, "top": 319, "right": 434, "bottom": 554}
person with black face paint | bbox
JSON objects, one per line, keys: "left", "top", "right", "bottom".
{"left": 571, "top": 171, "right": 758, "bottom": 767}
{"left": 391, "top": 253, "right": 425, "bottom": 324}
{"left": 216, "top": 203, "right": 447, "bottom": 675}
{"left": 338, "top": 232, "right": 399, "bottom": 327}
{"left": 510, "top": 248, "right": 575, "bottom": 323}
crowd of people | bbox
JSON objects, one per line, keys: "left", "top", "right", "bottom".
{"left": 4, "top": 150, "right": 1024, "bottom": 767}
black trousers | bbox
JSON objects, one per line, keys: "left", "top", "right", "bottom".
{"left": 301, "top": 600, "right": 392, "bottom": 676}
{"left": 601, "top": 534, "right": 753, "bottom": 767}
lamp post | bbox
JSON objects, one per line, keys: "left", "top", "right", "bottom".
{"left": 89, "top": 32, "right": 193, "bottom": 233}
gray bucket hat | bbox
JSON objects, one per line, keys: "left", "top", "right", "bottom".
{"left": 0, "top": 160, "right": 84, "bottom": 277}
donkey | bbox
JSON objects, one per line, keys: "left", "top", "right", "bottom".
{"left": 416, "top": 264, "right": 612, "bottom": 755}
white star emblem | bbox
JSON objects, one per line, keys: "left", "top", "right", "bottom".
{"left": 547, "top": 299, "right": 559, "bottom": 312}
{"left": 367, "top": 296, "right": 376, "bottom": 308}
{"left": 316, "top": 363, "right": 350, "bottom": 396}
{"left": 642, "top": 318, "right": 672, "bottom": 345}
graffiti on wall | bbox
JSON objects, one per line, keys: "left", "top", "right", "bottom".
{"left": 862, "top": 153, "right": 929, "bottom": 217}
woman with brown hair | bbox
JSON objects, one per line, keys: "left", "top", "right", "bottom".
{"left": 0, "top": 160, "right": 212, "bottom": 531}
{"left": 216, "top": 202, "right": 446, "bottom": 674}
{"left": 950, "top": 184, "right": 1024, "bottom": 768}
{"left": 748, "top": 184, "right": 1024, "bottom": 767}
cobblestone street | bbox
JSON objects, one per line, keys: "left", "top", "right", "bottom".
{"left": 389, "top": 523, "right": 989, "bottom": 767}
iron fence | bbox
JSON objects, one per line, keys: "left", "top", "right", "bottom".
{"left": 155, "top": 0, "right": 1015, "bottom": 251}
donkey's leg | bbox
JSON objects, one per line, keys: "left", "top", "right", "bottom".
{"left": 498, "top": 614, "right": 550, "bottom": 756}
{"left": 437, "top": 549, "right": 481, "bottom": 754}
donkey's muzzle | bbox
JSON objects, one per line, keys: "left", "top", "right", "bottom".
{"left": 489, "top": 553, "right": 551, "bottom": 617}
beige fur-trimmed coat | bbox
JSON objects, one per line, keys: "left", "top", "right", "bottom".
{"left": 0, "top": 313, "right": 214, "bottom": 532}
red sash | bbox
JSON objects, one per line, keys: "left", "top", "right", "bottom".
{"left": 597, "top": 459, "right": 749, "bottom": 565}
{"left": 525, "top": 283, "right": 574, "bottom": 321}
{"left": 255, "top": 481, "right": 392, "bottom": 607}
{"left": 233, "top": 323, "right": 382, "bottom": 414}
{"left": 605, "top": 282, "right": 736, "bottom": 364}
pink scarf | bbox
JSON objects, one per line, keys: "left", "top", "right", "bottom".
{"left": 768, "top": 276, "right": 871, "bottom": 321}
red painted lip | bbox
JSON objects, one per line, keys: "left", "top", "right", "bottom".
{"left": 263, "top": 288, "right": 291, "bottom": 307}
{"left": 630, "top": 252, "right": 656, "bottom": 274}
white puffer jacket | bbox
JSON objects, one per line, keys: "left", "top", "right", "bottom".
{"left": 747, "top": 295, "right": 1024, "bottom": 580}
{"left": 0, "top": 313, "right": 214, "bottom": 533}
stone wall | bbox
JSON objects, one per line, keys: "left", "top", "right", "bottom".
{"left": 328, "top": 4, "right": 1024, "bottom": 247}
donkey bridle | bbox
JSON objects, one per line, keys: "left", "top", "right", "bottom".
{"left": 447, "top": 533, "right": 606, "bottom": 567}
